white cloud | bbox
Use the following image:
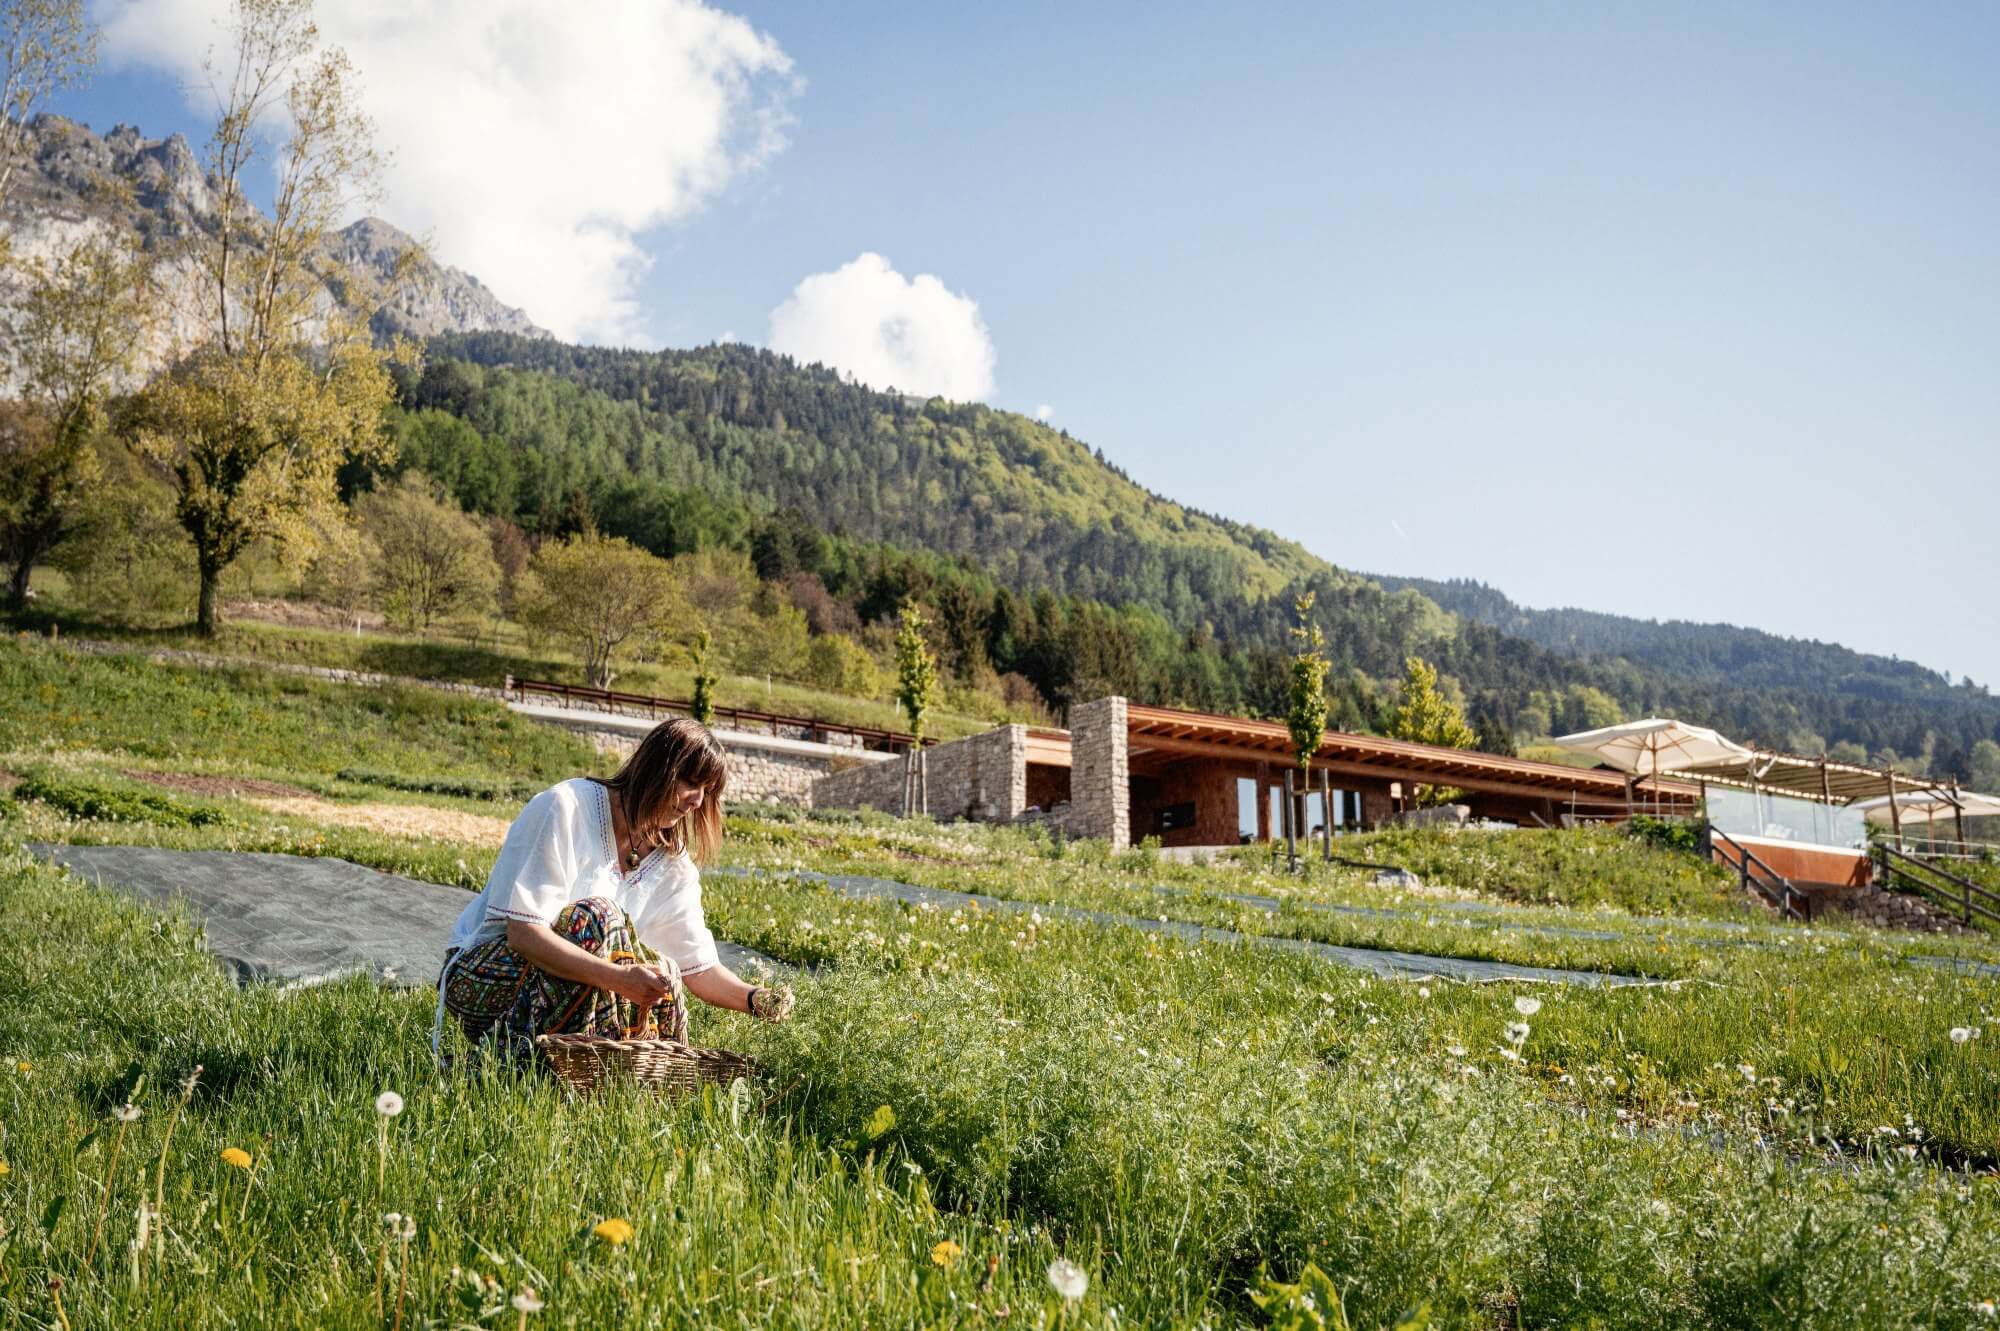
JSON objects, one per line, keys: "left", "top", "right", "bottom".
{"left": 1033, "top": 403, "right": 1054, "bottom": 421}
{"left": 767, "top": 252, "right": 995, "bottom": 401}
{"left": 98, "top": 0, "right": 795, "bottom": 344}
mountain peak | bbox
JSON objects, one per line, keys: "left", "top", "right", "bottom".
{"left": 0, "top": 115, "right": 547, "bottom": 376}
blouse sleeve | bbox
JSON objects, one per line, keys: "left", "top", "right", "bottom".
{"left": 640, "top": 865, "right": 722, "bottom": 977}
{"left": 488, "top": 789, "right": 581, "bottom": 927}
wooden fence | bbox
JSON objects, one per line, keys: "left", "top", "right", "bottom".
{"left": 1874, "top": 844, "right": 2000, "bottom": 928}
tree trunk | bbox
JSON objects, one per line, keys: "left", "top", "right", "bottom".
{"left": 196, "top": 562, "right": 223, "bottom": 636}
{"left": 7, "top": 553, "right": 32, "bottom": 611}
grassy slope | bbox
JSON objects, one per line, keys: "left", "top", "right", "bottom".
{"left": 18, "top": 610, "right": 1002, "bottom": 742}
{"left": 9, "top": 640, "right": 2000, "bottom": 1325}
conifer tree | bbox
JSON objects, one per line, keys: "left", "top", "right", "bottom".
{"left": 1389, "top": 655, "right": 1477, "bottom": 807}
{"left": 689, "top": 629, "right": 718, "bottom": 725}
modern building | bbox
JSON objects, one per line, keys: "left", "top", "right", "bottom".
{"left": 812, "top": 695, "right": 1693, "bottom": 848}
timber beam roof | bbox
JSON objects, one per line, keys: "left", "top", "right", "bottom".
{"left": 1119, "top": 704, "right": 1697, "bottom": 807}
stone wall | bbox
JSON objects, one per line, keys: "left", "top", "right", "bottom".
{"left": 1068, "top": 696, "right": 1130, "bottom": 850}
{"left": 812, "top": 726, "right": 1028, "bottom": 822}
{"left": 584, "top": 728, "right": 837, "bottom": 807}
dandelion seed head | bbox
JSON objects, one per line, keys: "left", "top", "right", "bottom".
{"left": 1513, "top": 996, "right": 1542, "bottom": 1017}
{"left": 512, "top": 1287, "right": 545, "bottom": 1313}
{"left": 1738, "top": 1063, "right": 1756, "bottom": 1082}
{"left": 1047, "top": 1257, "right": 1088, "bottom": 1300}
{"left": 1951, "top": 1027, "right": 1974, "bottom": 1044}
{"left": 1505, "top": 1021, "right": 1530, "bottom": 1045}
{"left": 375, "top": 1091, "right": 404, "bottom": 1118}
{"left": 113, "top": 1103, "right": 141, "bottom": 1123}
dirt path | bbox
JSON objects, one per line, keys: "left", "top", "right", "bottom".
{"left": 125, "top": 769, "right": 316, "bottom": 800}
{"left": 248, "top": 796, "right": 512, "bottom": 847}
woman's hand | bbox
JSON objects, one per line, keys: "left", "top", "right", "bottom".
{"left": 749, "top": 985, "right": 796, "bottom": 1023}
{"left": 617, "top": 963, "right": 679, "bottom": 1010}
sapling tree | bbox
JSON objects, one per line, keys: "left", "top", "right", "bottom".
{"left": 689, "top": 628, "right": 718, "bottom": 725}
{"left": 895, "top": 600, "right": 938, "bottom": 815}
{"left": 1284, "top": 591, "right": 1330, "bottom": 862}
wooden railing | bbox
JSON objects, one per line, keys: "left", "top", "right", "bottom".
{"left": 1708, "top": 827, "right": 1810, "bottom": 921}
{"left": 1874, "top": 844, "right": 2000, "bottom": 928}
{"left": 504, "top": 676, "right": 931, "bottom": 753}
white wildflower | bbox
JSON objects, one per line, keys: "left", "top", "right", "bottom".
{"left": 1047, "top": 1258, "right": 1089, "bottom": 1300}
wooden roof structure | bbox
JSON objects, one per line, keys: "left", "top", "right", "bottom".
{"left": 1118, "top": 703, "right": 1696, "bottom": 808}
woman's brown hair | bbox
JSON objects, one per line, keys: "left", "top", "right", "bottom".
{"left": 599, "top": 718, "right": 729, "bottom": 865}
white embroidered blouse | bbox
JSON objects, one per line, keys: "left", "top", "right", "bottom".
{"left": 445, "top": 777, "right": 721, "bottom": 976}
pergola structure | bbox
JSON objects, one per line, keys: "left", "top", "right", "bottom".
{"left": 1676, "top": 749, "right": 1936, "bottom": 806}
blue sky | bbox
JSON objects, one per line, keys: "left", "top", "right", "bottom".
{"left": 53, "top": 2, "right": 2000, "bottom": 686}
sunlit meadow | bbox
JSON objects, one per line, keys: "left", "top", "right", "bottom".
{"left": 5, "top": 638, "right": 2000, "bottom": 1328}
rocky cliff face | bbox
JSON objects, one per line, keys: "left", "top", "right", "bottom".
{"left": 0, "top": 115, "right": 545, "bottom": 390}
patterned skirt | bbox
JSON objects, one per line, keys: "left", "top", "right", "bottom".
{"left": 440, "top": 896, "right": 688, "bottom": 1061}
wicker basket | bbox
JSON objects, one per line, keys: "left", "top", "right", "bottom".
{"left": 535, "top": 1033, "right": 756, "bottom": 1099}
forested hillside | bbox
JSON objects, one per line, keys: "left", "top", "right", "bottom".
{"left": 365, "top": 333, "right": 2000, "bottom": 778}
{"left": 1376, "top": 574, "right": 1998, "bottom": 773}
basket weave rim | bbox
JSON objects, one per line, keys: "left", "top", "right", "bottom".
{"left": 534, "top": 1034, "right": 752, "bottom": 1058}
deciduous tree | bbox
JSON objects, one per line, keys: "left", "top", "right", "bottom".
{"left": 356, "top": 471, "right": 499, "bottom": 632}
{"left": 0, "top": 231, "right": 155, "bottom": 606}
{"left": 0, "top": 0, "right": 95, "bottom": 215}
{"left": 1285, "top": 591, "right": 1329, "bottom": 771}
{"left": 895, "top": 600, "right": 938, "bottom": 742}
{"left": 805, "top": 632, "right": 879, "bottom": 699}
{"left": 124, "top": 0, "right": 409, "bottom": 635}
{"left": 515, "top": 533, "right": 681, "bottom": 689}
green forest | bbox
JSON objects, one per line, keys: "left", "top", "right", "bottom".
{"left": 329, "top": 332, "right": 1997, "bottom": 777}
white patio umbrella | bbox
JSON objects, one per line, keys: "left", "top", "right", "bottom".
{"left": 1851, "top": 788, "right": 2000, "bottom": 844}
{"left": 1553, "top": 717, "right": 1754, "bottom": 812}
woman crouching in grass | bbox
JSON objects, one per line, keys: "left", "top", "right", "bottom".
{"left": 435, "top": 718, "right": 793, "bottom": 1062}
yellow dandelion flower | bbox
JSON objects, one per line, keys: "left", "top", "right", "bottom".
{"left": 931, "top": 1239, "right": 963, "bottom": 1267}
{"left": 15, "top": 1061, "right": 29, "bottom": 1075}
{"left": 592, "top": 1217, "right": 634, "bottom": 1246}
{"left": 0, "top": 1160, "right": 10, "bottom": 1177}
{"left": 221, "top": 1148, "right": 253, "bottom": 1170}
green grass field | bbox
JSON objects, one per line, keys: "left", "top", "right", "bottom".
{"left": 13, "top": 597, "right": 1006, "bottom": 741}
{"left": 6, "top": 637, "right": 2000, "bottom": 1328}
